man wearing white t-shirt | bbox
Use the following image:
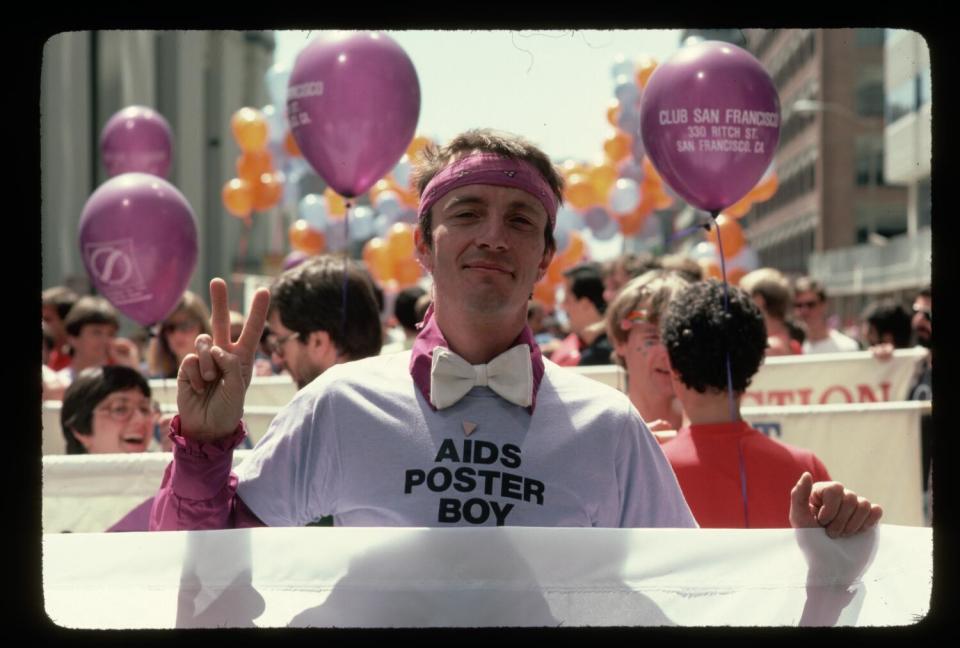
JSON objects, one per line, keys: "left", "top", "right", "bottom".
{"left": 792, "top": 277, "right": 860, "bottom": 354}
{"left": 149, "top": 129, "right": 879, "bottom": 535}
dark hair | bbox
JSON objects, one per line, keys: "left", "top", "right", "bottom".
{"left": 394, "top": 286, "right": 427, "bottom": 333}
{"left": 148, "top": 291, "right": 212, "bottom": 379}
{"left": 608, "top": 252, "right": 662, "bottom": 281}
{"left": 793, "top": 276, "right": 826, "bottom": 302}
{"left": 61, "top": 365, "right": 151, "bottom": 455}
{"left": 563, "top": 262, "right": 607, "bottom": 315}
{"left": 269, "top": 255, "right": 383, "bottom": 361}
{"left": 411, "top": 128, "right": 563, "bottom": 251}
{"left": 662, "top": 280, "right": 767, "bottom": 394}
{"left": 63, "top": 296, "right": 119, "bottom": 338}
{"left": 42, "top": 286, "right": 80, "bottom": 321}
{"left": 861, "top": 299, "right": 913, "bottom": 348}
{"left": 917, "top": 285, "right": 931, "bottom": 301}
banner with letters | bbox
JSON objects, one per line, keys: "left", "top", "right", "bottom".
{"left": 744, "top": 348, "right": 926, "bottom": 407}
{"left": 43, "top": 525, "right": 932, "bottom": 628}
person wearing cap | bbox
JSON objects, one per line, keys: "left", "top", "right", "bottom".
{"left": 149, "top": 129, "right": 878, "bottom": 536}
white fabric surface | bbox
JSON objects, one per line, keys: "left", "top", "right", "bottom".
{"left": 42, "top": 525, "right": 932, "bottom": 628}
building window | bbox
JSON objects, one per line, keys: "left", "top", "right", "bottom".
{"left": 855, "top": 65, "right": 885, "bottom": 118}
{"left": 855, "top": 28, "right": 885, "bottom": 47}
{"left": 885, "top": 76, "right": 916, "bottom": 124}
{"left": 917, "top": 176, "right": 931, "bottom": 229}
{"left": 917, "top": 67, "right": 931, "bottom": 107}
{"left": 854, "top": 136, "right": 884, "bottom": 186}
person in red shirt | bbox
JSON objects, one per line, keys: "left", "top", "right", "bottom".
{"left": 659, "top": 280, "right": 882, "bottom": 533}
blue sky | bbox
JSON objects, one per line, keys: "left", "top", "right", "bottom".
{"left": 274, "top": 30, "right": 683, "bottom": 163}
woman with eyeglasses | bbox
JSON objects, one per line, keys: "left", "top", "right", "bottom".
{"left": 147, "top": 291, "right": 212, "bottom": 379}
{"left": 605, "top": 270, "right": 692, "bottom": 435}
{"left": 60, "top": 365, "right": 158, "bottom": 454}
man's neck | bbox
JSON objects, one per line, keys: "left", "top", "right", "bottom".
{"left": 675, "top": 386, "right": 742, "bottom": 426}
{"left": 433, "top": 302, "right": 527, "bottom": 364}
{"left": 806, "top": 319, "right": 829, "bottom": 342}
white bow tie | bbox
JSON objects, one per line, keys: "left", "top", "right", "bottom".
{"left": 429, "top": 345, "right": 533, "bottom": 410}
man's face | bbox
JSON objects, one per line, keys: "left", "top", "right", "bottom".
{"left": 614, "top": 319, "right": 673, "bottom": 401}
{"left": 912, "top": 295, "right": 932, "bottom": 347}
{"left": 416, "top": 184, "right": 552, "bottom": 323}
{"left": 267, "top": 312, "right": 322, "bottom": 390}
{"left": 42, "top": 305, "right": 66, "bottom": 343}
{"left": 793, "top": 290, "right": 825, "bottom": 328}
{"left": 561, "top": 278, "right": 595, "bottom": 337}
{"left": 69, "top": 323, "right": 117, "bottom": 367}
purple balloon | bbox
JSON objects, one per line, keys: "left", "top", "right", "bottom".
{"left": 78, "top": 173, "right": 198, "bottom": 326}
{"left": 640, "top": 41, "right": 780, "bottom": 212}
{"left": 583, "top": 206, "right": 612, "bottom": 235}
{"left": 100, "top": 106, "right": 173, "bottom": 178}
{"left": 287, "top": 32, "right": 421, "bottom": 198}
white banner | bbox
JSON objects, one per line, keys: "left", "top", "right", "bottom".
{"left": 149, "top": 375, "right": 298, "bottom": 407}
{"left": 42, "top": 525, "right": 932, "bottom": 628}
{"left": 744, "top": 348, "right": 926, "bottom": 406}
{"left": 742, "top": 401, "right": 930, "bottom": 527}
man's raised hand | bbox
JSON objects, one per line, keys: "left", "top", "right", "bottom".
{"left": 176, "top": 278, "right": 270, "bottom": 442}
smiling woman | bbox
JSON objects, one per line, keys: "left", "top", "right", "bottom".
{"left": 61, "top": 366, "right": 156, "bottom": 455}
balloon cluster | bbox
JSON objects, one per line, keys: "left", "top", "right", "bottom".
{"left": 82, "top": 107, "right": 198, "bottom": 327}
{"left": 554, "top": 54, "right": 675, "bottom": 254}
{"left": 530, "top": 230, "right": 587, "bottom": 309}
{"left": 221, "top": 107, "right": 289, "bottom": 223}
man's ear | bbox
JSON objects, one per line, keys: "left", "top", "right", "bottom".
{"left": 414, "top": 226, "right": 433, "bottom": 274}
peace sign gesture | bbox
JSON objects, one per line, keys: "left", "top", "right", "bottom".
{"left": 176, "top": 278, "right": 271, "bottom": 443}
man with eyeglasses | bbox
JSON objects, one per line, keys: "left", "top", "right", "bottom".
{"left": 263, "top": 255, "right": 383, "bottom": 390}
{"left": 791, "top": 277, "right": 859, "bottom": 354}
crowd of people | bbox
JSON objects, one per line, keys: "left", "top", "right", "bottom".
{"left": 41, "top": 128, "right": 932, "bottom": 535}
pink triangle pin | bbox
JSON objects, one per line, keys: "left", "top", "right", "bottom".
{"left": 462, "top": 421, "right": 477, "bottom": 437}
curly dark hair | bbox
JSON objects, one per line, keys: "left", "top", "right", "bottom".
{"left": 661, "top": 280, "right": 767, "bottom": 394}
{"left": 268, "top": 255, "right": 383, "bottom": 361}
{"left": 410, "top": 128, "right": 562, "bottom": 251}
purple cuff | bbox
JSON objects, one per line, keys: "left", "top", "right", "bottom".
{"left": 167, "top": 415, "right": 248, "bottom": 501}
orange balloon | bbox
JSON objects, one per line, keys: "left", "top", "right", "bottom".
{"left": 222, "top": 178, "right": 253, "bottom": 218}
{"left": 284, "top": 130, "right": 302, "bottom": 157}
{"left": 651, "top": 185, "right": 674, "bottom": 210}
{"left": 602, "top": 130, "right": 632, "bottom": 164}
{"left": 619, "top": 207, "right": 649, "bottom": 236}
{"left": 750, "top": 171, "right": 779, "bottom": 202}
{"left": 561, "top": 231, "right": 586, "bottom": 265}
{"left": 386, "top": 222, "right": 416, "bottom": 262}
{"left": 368, "top": 178, "right": 393, "bottom": 205}
{"left": 362, "top": 237, "right": 394, "bottom": 283}
{"left": 565, "top": 173, "right": 600, "bottom": 210}
{"left": 641, "top": 156, "right": 663, "bottom": 184}
{"left": 406, "top": 134, "right": 432, "bottom": 162}
{"left": 393, "top": 257, "right": 423, "bottom": 288}
{"left": 706, "top": 214, "right": 746, "bottom": 257}
{"left": 545, "top": 253, "right": 570, "bottom": 286}
{"left": 231, "top": 107, "right": 269, "bottom": 152}
{"left": 606, "top": 100, "right": 621, "bottom": 127}
{"left": 723, "top": 196, "right": 753, "bottom": 218}
{"left": 252, "top": 172, "right": 284, "bottom": 212}
{"left": 560, "top": 159, "right": 588, "bottom": 180}
{"left": 635, "top": 58, "right": 658, "bottom": 88}
{"left": 324, "top": 187, "right": 348, "bottom": 218}
{"left": 236, "top": 150, "right": 273, "bottom": 183}
{"left": 588, "top": 163, "right": 619, "bottom": 200}
{"left": 700, "top": 261, "right": 723, "bottom": 280}
{"left": 289, "top": 220, "right": 326, "bottom": 255}
{"left": 532, "top": 280, "right": 556, "bottom": 308}
{"left": 727, "top": 267, "right": 749, "bottom": 286}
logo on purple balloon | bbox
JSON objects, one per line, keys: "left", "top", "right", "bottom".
{"left": 84, "top": 239, "right": 150, "bottom": 304}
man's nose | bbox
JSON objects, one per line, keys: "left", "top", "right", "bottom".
{"left": 475, "top": 215, "right": 509, "bottom": 249}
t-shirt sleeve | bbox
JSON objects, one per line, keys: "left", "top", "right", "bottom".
{"left": 234, "top": 382, "right": 343, "bottom": 527}
{"left": 615, "top": 407, "right": 698, "bottom": 529}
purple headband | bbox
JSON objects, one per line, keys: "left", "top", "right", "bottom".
{"left": 417, "top": 153, "right": 559, "bottom": 229}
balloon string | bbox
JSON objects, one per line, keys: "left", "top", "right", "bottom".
{"left": 341, "top": 201, "right": 352, "bottom": 349}
{"left": 711, "top": 208, "right": 748, "bottom": 528}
